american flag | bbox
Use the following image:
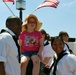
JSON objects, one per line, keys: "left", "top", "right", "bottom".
{"left": 3, "top": 0, "right": 14, "bottom": 4}
{"left": 35, "top": 0, "right": 59, "bottom": 10}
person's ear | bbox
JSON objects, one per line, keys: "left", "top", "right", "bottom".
{"left": 6, "top": 22, "right": 10, "bottom": 27}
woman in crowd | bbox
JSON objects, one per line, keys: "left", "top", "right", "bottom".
{"left": 40, "top": 29, "right": 54, "bottom": 67}
{"left": 59, "top": 31, "right": 73, "bottom": 54}
{"left": 40, "top": 29, "right": 55, "bottom": 75}
{"left": 50, "top": 36, "right": 76, "bottom": 75}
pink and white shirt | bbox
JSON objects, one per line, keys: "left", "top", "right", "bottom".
{"left": 19, "top": 31, "right": 43, "bottom": 52}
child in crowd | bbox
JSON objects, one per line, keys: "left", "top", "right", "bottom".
{"left": 19, "top": 14, "right": 44, "bottom": 75}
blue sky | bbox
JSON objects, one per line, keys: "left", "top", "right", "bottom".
{"left": 0, "top": 0, "right": 76, "bottom": 38}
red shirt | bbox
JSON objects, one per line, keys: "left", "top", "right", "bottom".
{"left": 19, "top": 31, "right": 43, "bottom": 52}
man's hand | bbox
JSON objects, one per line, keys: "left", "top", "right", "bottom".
{"left": 0, "top": 62, "right": 6, "bottom": 75}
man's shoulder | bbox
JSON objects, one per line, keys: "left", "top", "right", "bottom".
{"left": 0, "top": 31, "right": 11, "bottom": 37}
{"left": 0, "top": 30, "right": 12, "bottom": 41}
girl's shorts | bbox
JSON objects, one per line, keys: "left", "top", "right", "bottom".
{"left": 21, "top": 51, "right": 38, "bottom": 58}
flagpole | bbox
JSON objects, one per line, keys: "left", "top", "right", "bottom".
{"left": 31, "top": 9, "right": 36, "bottom": 14}
{"left": 4, "top": 2, "right": 15, "bottom": 16}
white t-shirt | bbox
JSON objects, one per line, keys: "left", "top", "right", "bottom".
{"left": 42, "top": 41, "right": 55, "bottom": 60}
{"left": 50, "top": 54, "right": 76, "bottom": 75}
{"left": 0, "top": 28, "right": 20, "bottom": 75}
{"left": 41, "top": 40, "right": 55, "bottom": 66}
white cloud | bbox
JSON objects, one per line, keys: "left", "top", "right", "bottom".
{"left": 62, "top": 0, "right": 76, "bottom": 7}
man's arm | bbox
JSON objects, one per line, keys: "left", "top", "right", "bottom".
{"left": 0, "top": 62, "right": 6, "bottom": 75}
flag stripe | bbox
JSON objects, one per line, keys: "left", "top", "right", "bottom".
{"left": 35, "top": 0, "right": 59, "bottom": 10}
{"left": 46, "top": 0, "right": 59, "bottom": 4}
{"left": 35, "top": 0, "right": 59, "bottom": 11}
{"left": 3, "top": 0, "right": 14, "bottom": 4}
{"left": 46, "top": 0, "right": 59, "bottom": 2}
{"left": 3, "top": 0, "right": 14, "bottom": 2}
{"left": 36, "top": 2, "right": 57, "bottom": 10}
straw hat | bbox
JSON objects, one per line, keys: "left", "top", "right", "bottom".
{"left": 22, "top": 14, "right": 42, "bottom": 32}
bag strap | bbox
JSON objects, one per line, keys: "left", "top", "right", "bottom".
{"left": 0, "top": 29, "right": 20, "bottom": 63}
{"left": 12, "top": 36, "right": 20, "bottom": 63}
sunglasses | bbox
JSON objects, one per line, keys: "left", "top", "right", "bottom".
{"left": 28, "top": 21, "right": 37, "bottom": 24}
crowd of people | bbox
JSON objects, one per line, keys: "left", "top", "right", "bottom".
{"left": 0, "top": 14, "right": 76, "bottom": 75}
